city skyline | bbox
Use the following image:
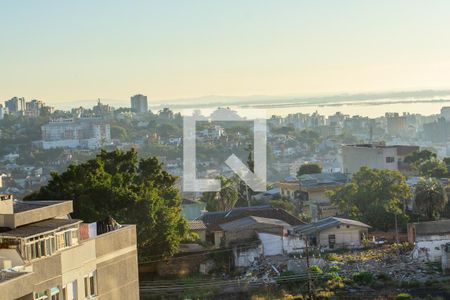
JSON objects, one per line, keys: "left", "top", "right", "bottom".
{"left": 2, "top": 1, "right": 450, "bottom": 104}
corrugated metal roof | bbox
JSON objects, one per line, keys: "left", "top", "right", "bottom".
{"left": 294, "top": 217, "right": 370, "bottom": 235}
{"left": 188, "top": 220, "right": 207, "bottom": 231}
{"left": 219, "top": 216, "right": 291, "bottom": 231}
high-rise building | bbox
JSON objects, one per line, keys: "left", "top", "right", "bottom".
{"left": 441, "top": 107, "right": 450, "bottom": 121}
{"left": 25, "top": 99, "right": 45, "bottom": 118}
{"left": 5, "top": 97, "right": 26, "bottom": 115}
{"left": 386, "top": 113, "right": 407, "bottom": 136}
{"left": 0, "top": 194, "right": 139, "bottom": 300}
{"left": 0, "top": 104, "right": 6, "bottom": 120}
{"left": 130, "top": 94, "right": 148, "bottom": 113}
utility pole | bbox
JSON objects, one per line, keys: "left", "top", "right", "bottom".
{"left": 394, "top": 213, "right": 399, "bottom": 243}
{"left": 304, "top": 237, "right": 315, "bottom": 300}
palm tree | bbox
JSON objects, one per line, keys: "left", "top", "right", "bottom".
{"left": 201, "top": 176, "right": 238, "bottom": 211}
{"left": 414, "top": 178, "right": 448, "bottom": 220}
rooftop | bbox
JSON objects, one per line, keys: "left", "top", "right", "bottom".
{"left": 198, "top": 206, "right": 305, "bottom": 231}
{"left": 0, "top": 218, "right": 81, "bottom": 238}
{"left": 219, "top": 216, "right": 291, "bottom": 231}
{"left": 188, "top": 220, "right": 207, "bottom": 231}
{"left": 294, "top": 217, "right": 371, "bottom": 235}
{"left": 12, "top": 200, "right": 67, "bottom": 213}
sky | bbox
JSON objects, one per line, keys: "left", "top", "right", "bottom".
{"left": 1, "top": 1, "right": 450, "bottom": 106}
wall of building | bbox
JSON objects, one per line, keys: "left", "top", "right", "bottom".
{"left": 411, "top": 234, "right": 450, "bottom": 262}
{"left": 0, "top": 225, "right": 139, "bottom": 300}
{"left": 342, "top": 146, "right": 398, "bottom": 175}
{"left": 318, "top": 225, "right": 368, "bottom": 249}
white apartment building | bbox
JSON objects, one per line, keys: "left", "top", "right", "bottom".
{"left": 40, "top": 118, "right": 111, "bottom": 150}
{"left": 130, "top": 94, "right": 148, "bottom": 114}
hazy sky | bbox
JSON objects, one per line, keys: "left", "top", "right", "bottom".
{"left": 2, "top": 1, "right": 450, "bottom": 105}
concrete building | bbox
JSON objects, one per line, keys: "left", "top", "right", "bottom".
{"left": 341, "top": 143, "right": 419, "bottom": 175}
{"left": 25, "top": 100, "right": 44, "bottom": 118}
{"left": 441, "top": 107, "right": 450, "bottom": 121}
{"left": 0, "top": 104, "right": 6, "bottom": 120}
{"left": 130, "top": 94, "right": 148, "bottom": 113}
{"left": 386, "top": 113, "right": 407, "bottom": 136}
{"left": 423, "top": 118, "right": 450, "bottom": 143}
{"left": 294, "top": 217, "right": 371, "bottom": 249}
{"left": 408, "top": 220, "right": 450, "bottom": 262}
{"left": 5, "top": 97, "right": 26, "bottom": 116}
{"left": 0, "top": 194, "right": 139, "bottom": 300}
{"left": 39, "top": 118, "right": 111, "bottom": 149}
{"left": 279, "top": 173, "right": 348, "bottom": 221}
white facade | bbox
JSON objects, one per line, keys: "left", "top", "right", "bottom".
{"left": 41, "top": 118, "right": 111, "bottom": 149}
{"left": 257, "top": 232, "right": 305, "bottom": 256}
{"left": 411, "top": 234, "right": 450, "bottom": 262}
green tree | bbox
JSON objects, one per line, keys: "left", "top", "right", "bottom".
{"left": 414, "top": 178, "right": 448, "bottom": 221}
{"left": 329, "top": 167, "right": 411, "bottom": 231}
{"left": 418, "top": 159, "right": 449, "bottom": 178}
{"left": 25, "top": 149, "right": 187, "bottom": 258}
{"left": 404, "top": 149, "right": 437, "bottom": 165}
{"left": 200, "top": 176, "right": 238, "bottom": 211}
{"left": 297, "top": 163, "right": 322, "bottom": 178}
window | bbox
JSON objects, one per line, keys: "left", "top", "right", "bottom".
{"left": 84, "top": 271, "right": 97, "bottom": 298}
{"left": 328, "top": 234, "right": 336, "bottom": 249}
{"left": 35, "top": 290, "right": 48, "bottom": 300}
{"left": 50, "top": 287, "right": 60, "bottom": 300}
{"left": 385, "top": 156, "right": 395, "bottom": 163}
{"left": 63, "top": 280, "right": 77, "bottom": 300}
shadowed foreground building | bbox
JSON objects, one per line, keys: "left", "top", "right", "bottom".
{"left": 0, "top": 195, "right": 139, "bottom": 300}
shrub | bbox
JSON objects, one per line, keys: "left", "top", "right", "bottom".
{"left": 309, "top": 265, "right": 323, "bottom": 274}
{"left": 396, "top": 293, "right": 412, "bottom": 300}
{"left": 329, "top": 265, "right": 341, "bottom": 272}
{"left": 352, "top": 271, "right": 374, "bottom": 286}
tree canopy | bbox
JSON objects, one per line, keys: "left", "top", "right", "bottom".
{"left": 25, "top": 149, "right": 188, "bottom": 258}
{"left": 297, "top": 163, "right": 322, "bottom": 178}
{"left": 414, "top": 178, "right": 448, "bottom": 221}
{"left": 200, "top": 175, "right": 239, "bottom": 211}
{"left": 404, "top": 149, "right": 436, "bottom": 165}
{"left": 329, "top": 167, "right": 411, "bottom": 231}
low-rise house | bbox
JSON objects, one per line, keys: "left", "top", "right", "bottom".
{"left": 297, "top": 173, "right": 348, "bottom": 221}
{"left": 279, "top": 173, "right": 348, "bottom": 221}
{"left": 218, "top": 216, "right": 305, "bottom": 267}
{"left": 198, "top": 206, "right": 306, "bottom": 249}
{"left": 408, "top": 220, "right": 450, "bottom": 262}
{"left": 188, "top": 220, "right": 207, "bottom": 242}
{"left": 294, "top": 217, "right": 371, "bottom": 249}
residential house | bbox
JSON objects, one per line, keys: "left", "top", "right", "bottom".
{"left": 297, "top": 173, "right": 348, "bottom": 221}
{"left": 0, "top": 195, "right": 139, "bottom": 300}
{"left": 408, "top": 220, "right": 450, "bottom": 262}
{"left": 188, "top": 220, "right": 207, "bottom": 242}
{"left": 197, "top": 206, "right": 305, "bottom": 249}
{"left": 279, "top": 173, "right": 348, "bottom": 221}
{"left": 294, "top": 217, "right": 371, "bottom": 249}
